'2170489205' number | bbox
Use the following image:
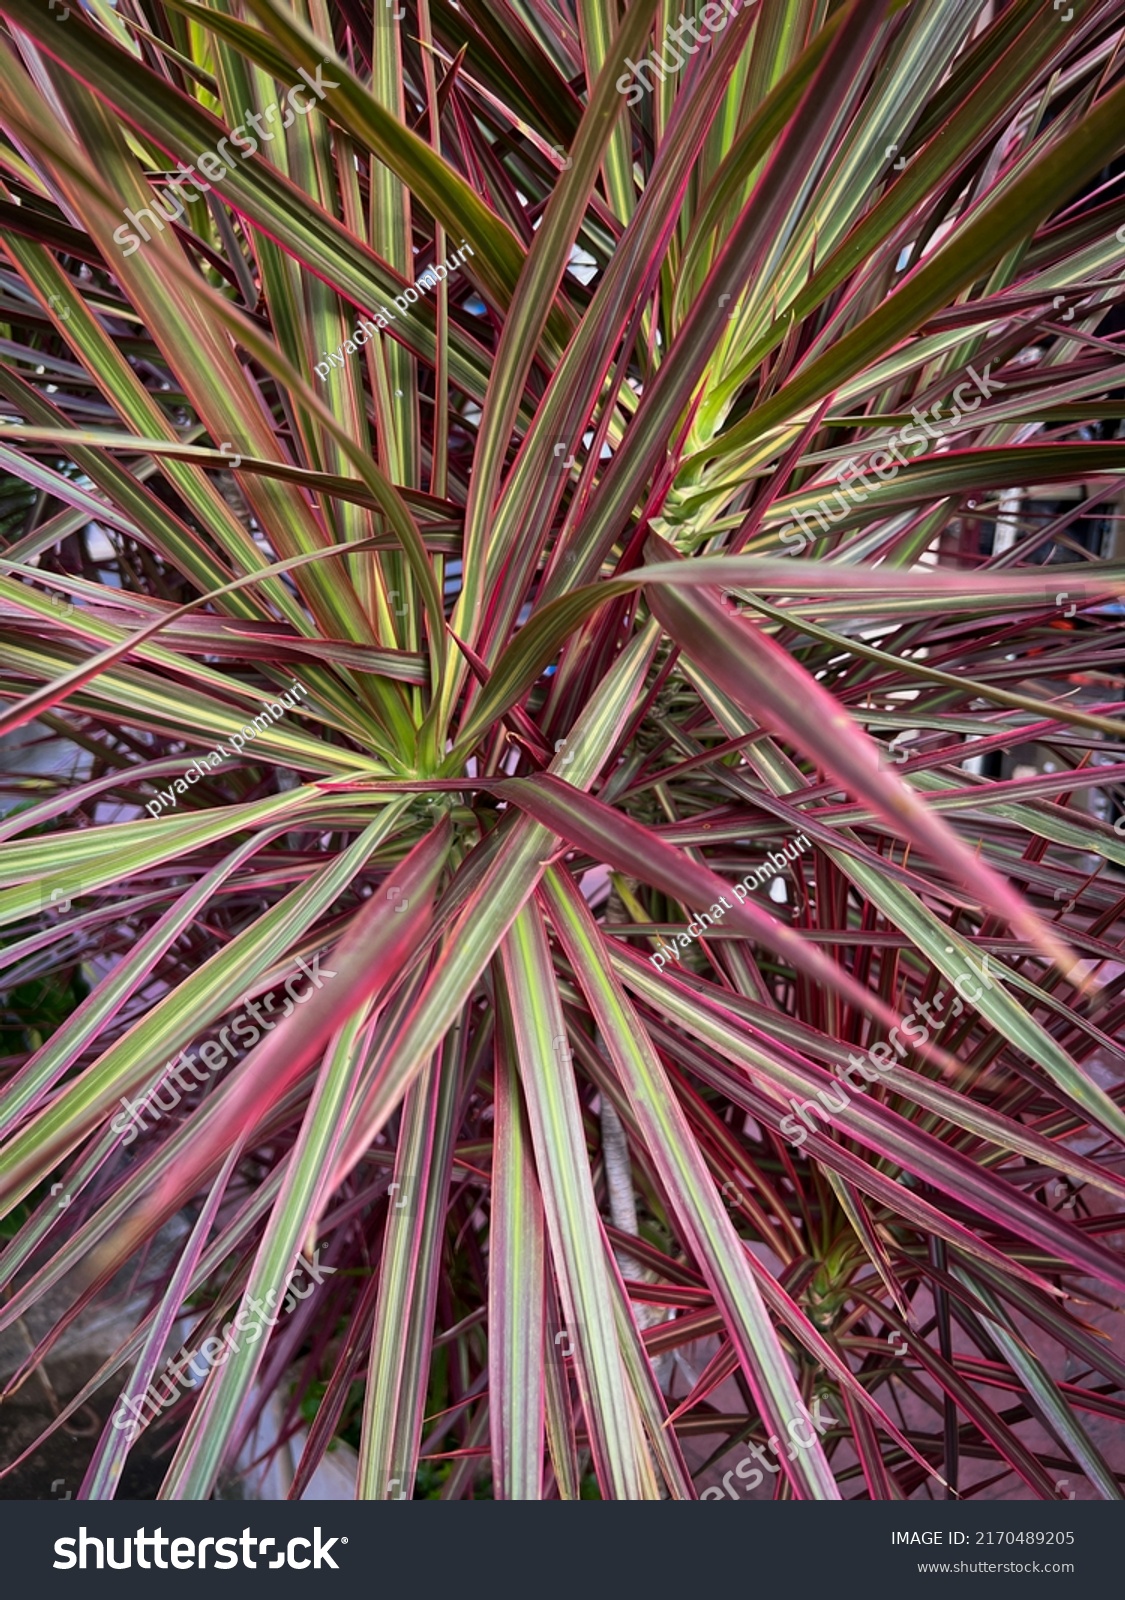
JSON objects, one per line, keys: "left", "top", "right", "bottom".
{"left": 975, "top": 1532, "right": 1074, "bottom": 1545}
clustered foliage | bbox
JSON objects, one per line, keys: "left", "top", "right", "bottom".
{"left": 0, "top": 0, "right": 1124, "bottom": 1501}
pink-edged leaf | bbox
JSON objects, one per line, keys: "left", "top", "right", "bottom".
{"left": 79, "top": 1147, "right": 241, "bottom": 1499}
{"left": 541, "top": 867, "right": 840, "bottom": 1500}
{"left": 489, "top": 1032, "right": 547, "bottom": 1500}
{"left": 497, "top": 772, "right": 960, "bottom": 1063}
{"left": 644, "top": 535, "right": 1084, "bottom": 987}
{"left": 614, "top": 943, "right": 1125, "bottom": 1293}
{"left": 80, "top": 818, "right": 452, "bottom": 1280}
